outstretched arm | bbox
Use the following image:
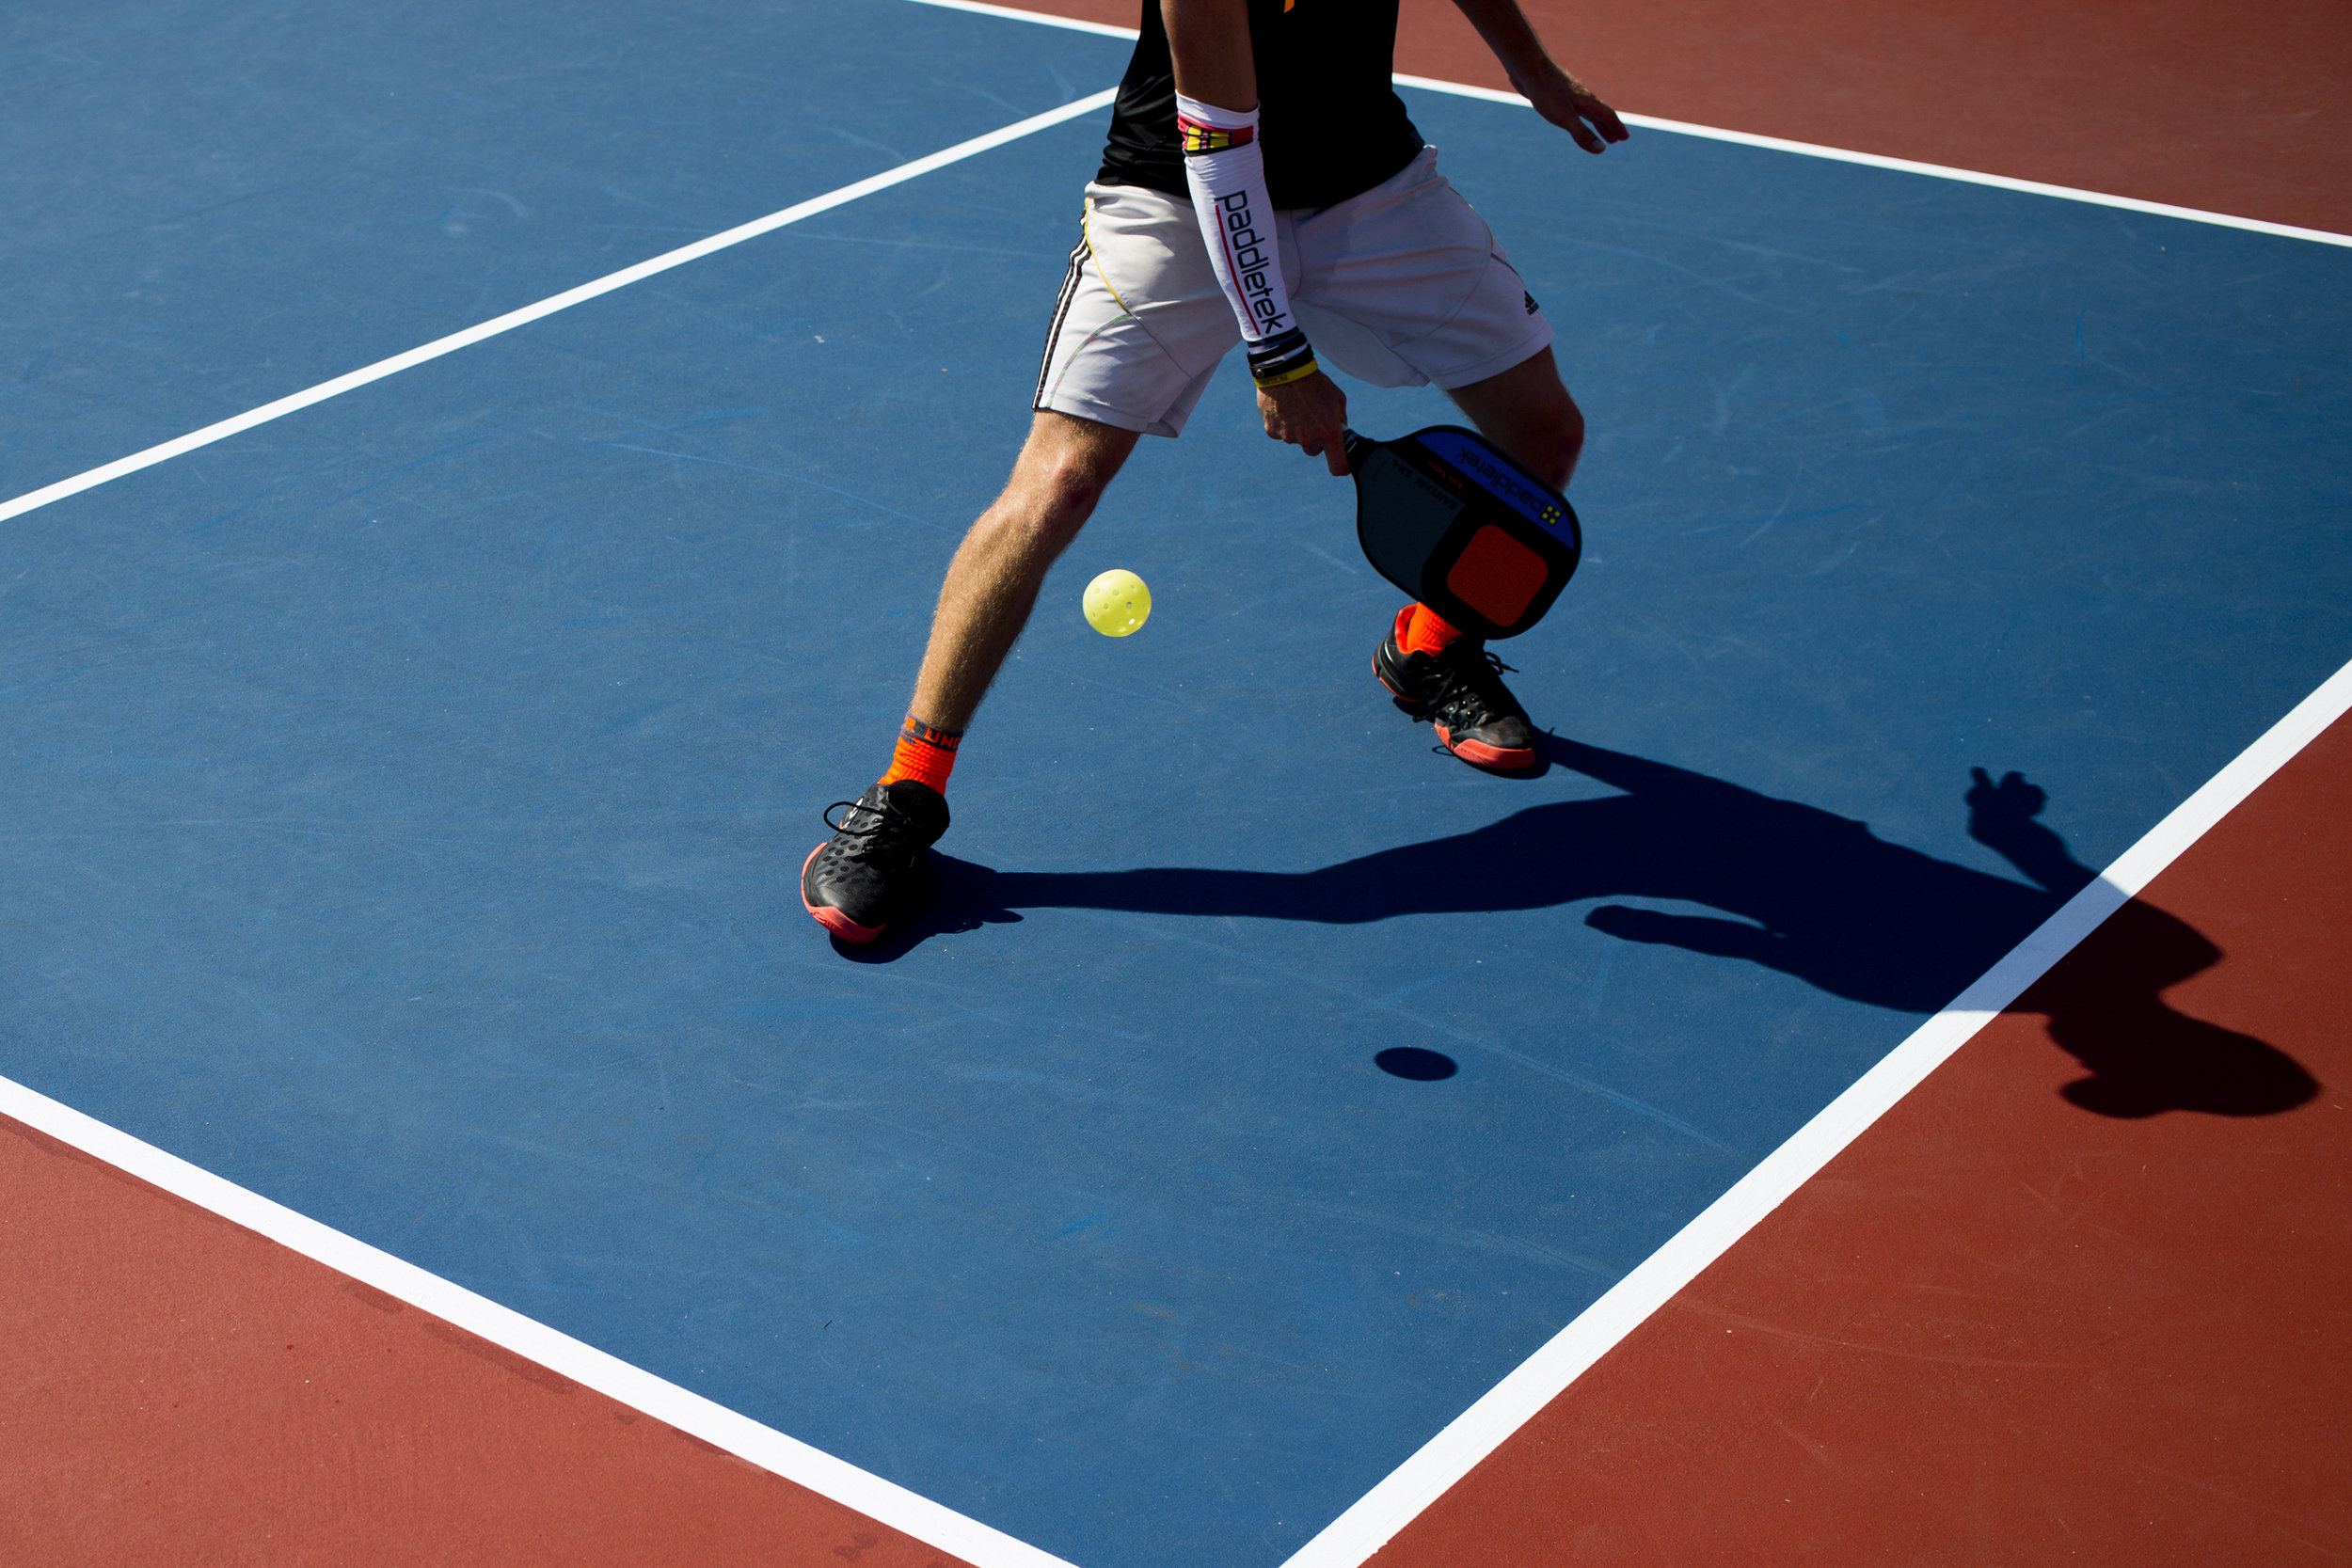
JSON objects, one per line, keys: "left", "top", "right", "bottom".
{"left": 1966, "top": 768, "right": 2097, "bottom": 897}
{"left": 1161, "top": 0, "right": 1351, "bottom": 473}
{"left": 1448, "top": 0, "right": 1629, "bottom": 153}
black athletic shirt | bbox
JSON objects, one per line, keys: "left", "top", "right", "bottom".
{"left": 1097, "top": 0, "right": 1423, "bottom": 211}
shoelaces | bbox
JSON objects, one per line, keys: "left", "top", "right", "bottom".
{"left": 1422, "top": 644, "right": 1524, "bottom": 722}
{"left": 820, "top": 796, "right": 915, "bottom": 861}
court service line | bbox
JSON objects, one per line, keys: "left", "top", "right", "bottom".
{"left": 0, "top": 88, "right": 1118, "bottom": 531}
{"left": 0, "top": 1069, "right": 1082, "bottom": 1568}
{"left": 1279, "top": 656, "right": 2352, "bottom": 1568}
{"left": 901, "top": 0, "right": 2352, "bottom": 250}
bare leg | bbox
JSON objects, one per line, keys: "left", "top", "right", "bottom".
{"left": 1372, "top": 347, "right": 1582, "bottom": 771}
{"left": 908, "top": 410, "right": 1140, "bottom": 732}
{"left": 1443, "top": 345, "right": 1584, "bottom": 489}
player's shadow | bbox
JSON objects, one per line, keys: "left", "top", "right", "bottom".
{"left": 867, "top": 738, "right": 2315, "bottom": 1117}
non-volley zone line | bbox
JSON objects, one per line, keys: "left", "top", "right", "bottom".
{"left": 903, "top": 0, "right": 2352, "bottom": 249}
{"left": 0, "top": 88, "right": 1117, "bottom": 531}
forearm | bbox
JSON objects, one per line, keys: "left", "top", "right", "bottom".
{"left": 1162, "top": 0, "right": 1316, "bottom": 386}
{"left": 1451, "top": 0, "right": 1629, "bottom": 153}
{"left": 1446, "top": 0, "right": 1557, "bottom": 89}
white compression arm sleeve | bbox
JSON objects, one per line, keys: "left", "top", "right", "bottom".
{"left": 1174, "top": 93, "right": 1318, "bottom": 388}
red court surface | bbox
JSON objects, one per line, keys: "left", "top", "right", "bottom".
{"left": 0, "top": 1110, "right": 970, "bottom": 1568}
{"left": 1030, "top": 0, "right": 2352, "bottom": 234}
{"left": 8, "top": 714, "right": 2343, "bottom": 1568}
{"left": 1371, "top": 712, "right": 2352, "bottom": 1566}
{"left": 6, "top": 2, "right": 2347, "bottom": 1564}
{"left": 7, "top": 715, "right": 2343, "bottom": 1565}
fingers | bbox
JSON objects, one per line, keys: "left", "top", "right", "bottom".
{"left": 1544, "top": 70, "right": 1629, "bottom": 153}
{"left": 1295, "top": 420, "right": 1348, "bottom": 472}
{"left": 1258, "top": 372, "right": 1349, "bottom": 469}
{"left": 1277, "top": 422, "right": 1348, "bottom": 474}
{"left": 1582, "top": 94, "right": 1630, "bottom": 146}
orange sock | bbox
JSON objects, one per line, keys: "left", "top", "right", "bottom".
{"left": 879, "top": 713, "right": 960, "bottom": 794}
{"left": 1401, "top": 603, "right": 1465, "bottom": 657}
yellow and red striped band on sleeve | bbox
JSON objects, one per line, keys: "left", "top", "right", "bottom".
{"left": 1178, "top": 118, "right": 1256, "bottom": 155}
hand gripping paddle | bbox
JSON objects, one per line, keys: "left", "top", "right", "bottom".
{"left": 1342, "top": 425, "right": 1581, "bottom": 640}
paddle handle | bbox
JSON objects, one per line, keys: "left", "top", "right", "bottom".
{"left": 1340, "top": 427, "right": 1375, "bottom": 473}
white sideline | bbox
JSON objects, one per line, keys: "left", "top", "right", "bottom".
{"left": 6, "top": 5, "right": 2348, "bottom": 1563}
{"left": 0, "top": 1069, "right": 1083, "bottom": 1568}
{"left": 12, "top": 660, "right": 2344, "bottom": 1568}
{"left": 910, "top": 0, "right": 2352, "bottom": 250}
{"left": 1278, "top": 658, "right": 2352, "bottom": 1568}
{"left": 0, "top": 88, "right": 1118, "bottom": 530}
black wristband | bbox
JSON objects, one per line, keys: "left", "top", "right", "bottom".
{"left": 1247, "top": 326, "right": 1317, "bottom": 389}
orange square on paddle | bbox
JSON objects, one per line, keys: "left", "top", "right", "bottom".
{"left": 1444, "top": 524, "right": 1549, "bottom": 628}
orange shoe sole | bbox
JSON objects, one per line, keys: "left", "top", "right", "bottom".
{"left": 800, "top": 844, "right": 886, "bottom": 943}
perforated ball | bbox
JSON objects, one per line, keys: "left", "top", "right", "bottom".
{"left": 1082, "top": 568, "right": 1152, "bottom": 637}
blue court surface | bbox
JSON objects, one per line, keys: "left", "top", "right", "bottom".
{"left": 5, "top": 3, "right": 2349, "bottom": 1563}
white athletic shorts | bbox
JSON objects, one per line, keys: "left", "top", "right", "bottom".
{"left": 1034, "top": 145, "right": 1552, "bottom": 438}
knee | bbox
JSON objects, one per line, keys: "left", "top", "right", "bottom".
{"left": 1018, "top": 451, "right": 1115, "bottom": 546}
{"left": 1041, "top": 451, "right": 1110, "bottom": 521}
{"left": 1539, "top": 397, "right": 1585, "bottom": 491}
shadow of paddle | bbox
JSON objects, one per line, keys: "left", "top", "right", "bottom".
{"left": 862, "top": 736, "right": 2315, "bottom": 1117}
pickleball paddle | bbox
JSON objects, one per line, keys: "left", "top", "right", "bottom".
{"left": 1343, "top": 425, "right": 1581, "bottom": 640}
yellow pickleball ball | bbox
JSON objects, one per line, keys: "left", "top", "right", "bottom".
{"left": 1082, "top": 568, "right": 1152, "bottom": 637}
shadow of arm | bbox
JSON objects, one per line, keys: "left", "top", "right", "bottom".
{"left": 1966, "top": 768, "right": 2096, "bottom": 897}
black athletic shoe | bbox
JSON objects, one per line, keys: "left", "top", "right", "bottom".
{"left": 1373, "top": 606, "right": 1538, "bottom": 771}
{"left": 801, "top": 780, "right": 949, "bottom": 943}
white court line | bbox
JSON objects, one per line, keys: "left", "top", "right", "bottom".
{"left": 0, "top": 84, "right": 1137, "bottom": 1568}
{"left": 1278, "top": 662, "right": 2352, "bottom": 1568}
{"left": 903, "top": 0, "right": 1143, "bottom": 39}
{"left": 0, "top": 1071, "right": 1080, "bottom": 1568}
{"left": 7, "top": 6, "right": 2347, "bottom": 1564}
{"left": 10, "top": 664, "right": 2344, "bottom": 1568}
{"left": 909, "top": 0, "right": 2352, "bottom": 249}
{"left": 907, "top": 17, "right": 2352, "bottom": 1557}
{"left": 0, "top": 87, "right": 1117, "bottom": 530}
{"left": 1394, "top": 76, "right": 2352, "bottom": 250}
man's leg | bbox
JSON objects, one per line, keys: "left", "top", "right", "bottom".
{"left": 908, "top": 409, "right": 1140, "bottom": 733}
{"left": 1372, "top": 346, "right": 1585, "bottom": 772}
{"left": 1445, "top": 345, "right": 1584, "bottom": 489}
{"left": 801, "top": 409, "right": 1137, "bottom": 942}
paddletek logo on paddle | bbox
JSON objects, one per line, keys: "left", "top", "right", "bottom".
{"left": 1414, "top": 428, "right": 1576, "bottom": 541}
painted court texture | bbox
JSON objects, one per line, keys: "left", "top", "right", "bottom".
{"left": 2, "top": 1, "right": 2346, "bottom": 1564}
